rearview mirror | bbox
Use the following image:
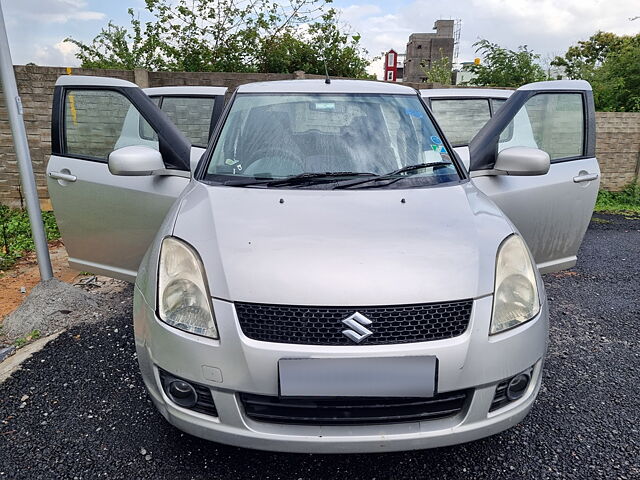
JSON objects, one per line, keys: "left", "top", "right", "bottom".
{"left": 494, "top": 147, "right": 550, "bottom": 176}
{"left": 108, "top": 145, "right": 167, "bottom": 176}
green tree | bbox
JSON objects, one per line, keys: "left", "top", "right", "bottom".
{"left": 66, "top": 9, "right": 167, "bottom": 70}
{"left": 65, "top": 0, "right": 370, "bottom": 77}
{"left": 553, "top": 32, "right": 640, "bottom": 111}
{"left": 591, "top": 37, "right": 640, "bottom": 111}
{"left": 420, "top": 49, "right": 452, "bottom": 85}
{"left": 463, "top": 39, "right": 546, "bottom": 87}
{"left": 551, "top": 31, "right": 630, "bottom": 80}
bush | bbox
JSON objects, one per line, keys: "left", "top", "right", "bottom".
{"left": 594, "top": 183, "right": 640, "bottom": 213}
{"left": 0, "top": 206, "right": 60, "bottom": 271}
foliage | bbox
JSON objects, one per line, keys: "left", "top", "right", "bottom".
{"left": 66, "top": 0, "right": 371, "bottom": 78}
{"left": 594, "top": 183, "right": 640, "bottom": 213}
{"left": 14, "top": 330, "right": 41, "bottom": 348}
{"left": 551, "top": 31, "right": 630, "bottom": 80}
{"left": 0, "top": 206, "right": 60, "bottom": 271}
{"left": 591, "top": 39, "right": 640, "bottom": 112}
{"left": 463, "top": 39, "right": 546, "bottom": 88}
{"left": 420, "top": 49, "right": 452, "bottom": 85}
{"left": 553, "top": 32, "right": 640, "bottom": 112}
{"left": 66, "top": 10, "right": 167, "bottom": 70}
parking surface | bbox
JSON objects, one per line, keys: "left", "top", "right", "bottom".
{"left": 1, "top": 213, "right": 638, "bottom": 479}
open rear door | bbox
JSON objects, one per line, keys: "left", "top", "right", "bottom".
{"left": 47, "top": 76, "right": 192, "bottom": 281}
{"left": 469, "top": 80, "right": 599, "bottom": 273}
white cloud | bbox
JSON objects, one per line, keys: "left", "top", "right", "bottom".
{"left": 31, "top": 40, "right": 80, "bottom": 66}
{"left": 4, "top": 0, "right": 105, "bottom": 24}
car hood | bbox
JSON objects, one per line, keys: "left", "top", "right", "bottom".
{"left": 172, "top": 181, "right": 514, "bottom": 306}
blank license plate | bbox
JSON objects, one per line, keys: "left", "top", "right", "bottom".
{"left": 278, "top": 356, "right": 437, "bottom": 397}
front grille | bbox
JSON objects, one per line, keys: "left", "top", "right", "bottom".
{"left": 240, "top": 390, "right": 470, "bottom": 425}
{"left": 235, "top": 300, "right": 473, "bottom": 345}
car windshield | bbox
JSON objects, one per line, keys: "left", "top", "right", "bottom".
{"left": 204, "top": 93, "right": 461, "bottom": 188}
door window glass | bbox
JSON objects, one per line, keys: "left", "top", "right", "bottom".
{"left": 64, "top": 89, "right": 158, "bottom": 160}
{"left": 491, "top": 98, "right": 507, "bottom": 113}
{"left": 139, "top": 96, "right": 160, "bottom": 141}
{"left": 499, "top": 93, "right": 584, "bottom": 161}
{"left": 160, "top": 96, "right": 216, "bottom": 147}
{"left": 430, "top": 99, "right": 491, "bottom": 146}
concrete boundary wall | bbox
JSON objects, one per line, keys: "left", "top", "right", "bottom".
{"left": 0, "top": 65, "right": 637, "bottom": 208}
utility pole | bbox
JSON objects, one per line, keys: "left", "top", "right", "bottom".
{"left": 0, "top": 2, "right": 53, "bottom": 281}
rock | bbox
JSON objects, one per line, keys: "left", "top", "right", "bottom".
{"left": 3, "top": 279, "right": 100, "bottom": 341}
{"left": 0, "top": 345, "right": 16, "bottom": 362}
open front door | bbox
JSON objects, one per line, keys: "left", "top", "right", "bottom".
{"left": 47, "top": 76, "right": 192, "bottom": 282}
{"left": 469, "top": 80, "right": 600, "bottom": 273}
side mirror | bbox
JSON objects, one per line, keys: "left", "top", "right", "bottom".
{"left": 108, "top": 145, "right": 166, "bottom": 176}
{"left": 494, "top": 147, "right": 550, "bottom": 176}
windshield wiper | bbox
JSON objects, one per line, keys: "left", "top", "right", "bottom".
{"left": 334, "top": 162, "right": 453, "bottom": 189}
{"left": 223, "top": 171, "right": 378, "bottom": 188}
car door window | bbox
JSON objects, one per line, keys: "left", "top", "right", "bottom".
{"left": 430, "top": 99, "right": 491, "bottom": 147}
{"left": 64, "top": 89, "right": 158, "bottom": 161}
{"left": 139, "top": 96, "right": 160, "bottom": 141}
{"left": 491, "top": 98, "right": 506, "bottom": 113}
{"left": 159, "top": 96, "right": 216, "bottom": 147}
{"left": 499, "top": 93, "right": 584, "bottom": 161}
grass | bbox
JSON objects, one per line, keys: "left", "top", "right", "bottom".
{"left": 0, "top": 206, "right": 60, "bottom": 271}
{"left": 594, "top": 183, "right": 640, "bottom": 214}
{"left": 14, "top": 329, "right": 41, "bottom": 348}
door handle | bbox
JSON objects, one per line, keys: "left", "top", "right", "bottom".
{"left": 49, "top": 171, "right": 77, "bottom": 182}
{"left": 573, "top": 173, "right": 599, "bottom": 183}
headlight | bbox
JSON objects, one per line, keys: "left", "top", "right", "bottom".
{"left": 490, "top": 234, "right": 540, "bottom": 335}
{"left": 158, "top": 237, "right": 218, "bottom": 339}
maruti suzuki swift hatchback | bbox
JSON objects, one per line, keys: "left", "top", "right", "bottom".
{"left": 47, "top": 77, "right": 599, "bottom": 453}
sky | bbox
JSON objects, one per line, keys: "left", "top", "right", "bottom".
{"left": 2, "top": 0, "right": 639, "bottom": 78}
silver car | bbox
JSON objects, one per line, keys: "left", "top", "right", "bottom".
{"left": 47, "top": 76, "right": 599, "bottom": 453}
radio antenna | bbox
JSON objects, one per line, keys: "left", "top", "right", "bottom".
{"left": 323, "top": 55, "right": 331, "bottom": 84}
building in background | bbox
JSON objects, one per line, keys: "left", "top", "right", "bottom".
{"left": 383, "top": 20, "right": 458, "bottom": 83}
{"left": 383, "top": 49, "right": 405, "bottom": 82}
{"left": 453, "top": 61, "right": 478, "bottom": 85}
{"left": 403, "top": 20, "right": 455, "bottom": 83}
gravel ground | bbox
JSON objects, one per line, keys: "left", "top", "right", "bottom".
{"left": 1, "top": 213, "right": 638, "bottom": 479}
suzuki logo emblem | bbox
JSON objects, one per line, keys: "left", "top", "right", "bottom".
{"left": 341, "top": 312, "right": 373, "bottom": 343}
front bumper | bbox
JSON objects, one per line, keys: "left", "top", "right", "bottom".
{"left": 134, "top": 289, "right": 548, "bottom": 453}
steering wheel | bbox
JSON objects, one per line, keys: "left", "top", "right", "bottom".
{"left": 244, "top": 147, "right": 305, "bottom": 176}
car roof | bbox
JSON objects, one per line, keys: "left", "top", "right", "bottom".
{"left": 143, "top": 86, "right": 227, "bottom": 96}
{"left": 237, "top": 79, "right": 417, "bottom": 95}
{"left": 420, "top": 88, "right": 513, "bottom": 99}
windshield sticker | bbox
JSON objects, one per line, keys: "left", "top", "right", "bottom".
{"left": 405, "top": 109, "right": 425, "bottom": 118}
{"left": 313, "top": 102, "right": 336, "bottom": 111}
{"left": 431, "top": 144, "right": 449, "bottom": 157}
{"left": 430, "top": 135, "right": 442, "bottom": 145}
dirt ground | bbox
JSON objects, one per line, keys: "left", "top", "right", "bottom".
{"left": 0, "top": 241, "right": 81, "bottom": 322}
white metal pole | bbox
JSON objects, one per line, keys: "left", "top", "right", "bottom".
{"left": 0, "top": 3, "right": 53, "bottom": 281}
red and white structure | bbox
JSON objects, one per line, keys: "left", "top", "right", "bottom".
{"left": 384, "top": 49, "right": 398, "bottom": 82}
{"left": 383, "top": 49, "right": 402, "bottom": 82}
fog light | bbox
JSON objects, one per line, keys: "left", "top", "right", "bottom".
{"left": 168, "top": 380, "right": 198, "bottom": 408}
{"left": 506, "top": 373, "right": 530, "bottom": 401}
